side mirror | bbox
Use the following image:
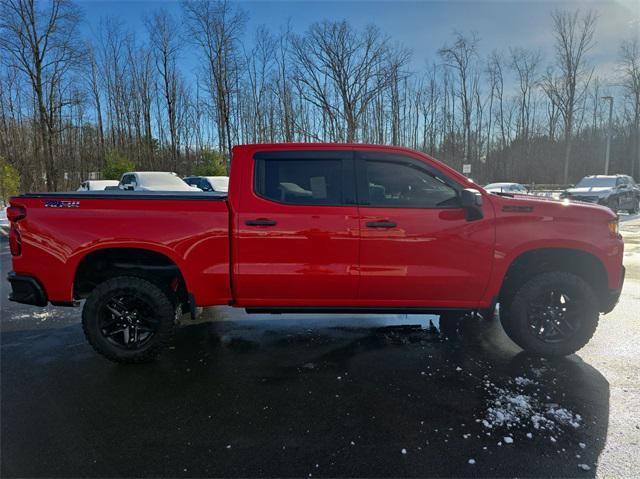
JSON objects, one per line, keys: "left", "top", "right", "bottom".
{"left": 124, "top": 183, "right": 135, "bottom": 191}
{"left": 459, "top": 188, "right": 483, "bottom": 221}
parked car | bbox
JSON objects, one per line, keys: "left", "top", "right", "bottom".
{"left": 77, "top": 180, "right": 120, "bottom": 191}
{"left": 561, "top": 175, "right": 639, "bottom": 214}
{"left": 484, "top": 182, "right": 529, "bottom": 194}
{"left": 184, "top": 175, "right": 229, "bottom": 192}
{"left": 118, "top": 172, "right": 200, "bottom": 192}
{"left": 0, "top": 206, "right": 8, "bottom": 237}
{"left": 7, "top": 144, "right": 624, "bottom": 363}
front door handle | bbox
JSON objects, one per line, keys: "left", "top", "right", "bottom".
{"left": 366, "top": 221, "right": 397, "bottom": 228}
{"left": 245, "top": 219, "right": 277, "bottom": 226}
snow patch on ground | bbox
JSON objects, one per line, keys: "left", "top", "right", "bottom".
{"left": 482, "top": 377, "right": 582, "bottom": 432}
{"left": 12, "top": 310, "right": 54, "bottom": 322}
{"left": 514, "top": 376, "right": 536, "bottom": 386}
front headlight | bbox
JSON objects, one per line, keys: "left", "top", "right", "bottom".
{"left": 608, "top": 218, "right": 619, "bottom": 236}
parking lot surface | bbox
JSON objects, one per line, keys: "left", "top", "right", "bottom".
{"left": 1, "top": 218, "right": 639, "bottom": 477}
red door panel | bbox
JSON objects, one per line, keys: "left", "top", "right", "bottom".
{"left": 358, "top": 207, "right": 495, "bottom": 306}
{"left": 233, "top": 149, "right": 360, "bottom": 307}
{"left": 355, "top": 152, "right": 495, "bottom": 307}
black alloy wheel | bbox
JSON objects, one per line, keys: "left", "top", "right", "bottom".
{"left": 82, "top": 276, "right": 177, "bottom": 363}
{"left": 99, "top": 294, "right": 161, "bottom": 349}
{"left": 526, "top": 289, "right": 582, "bottom": 344}
{"left": 500, "top": 272, "right": 600, "bottom": 357}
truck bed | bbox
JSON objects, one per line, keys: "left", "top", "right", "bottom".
{"left": 9, "top": 192, "right": 231, "bottom": 306}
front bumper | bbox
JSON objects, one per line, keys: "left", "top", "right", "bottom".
{"left": 602, "top": 266, "right": 625, "bottom": 314}
{"left": 7, "top": 272, "right": 48, "bottom": 307}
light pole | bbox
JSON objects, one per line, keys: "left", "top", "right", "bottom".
{"left": 602, "top": 96, "right": 614, "bottom": 175}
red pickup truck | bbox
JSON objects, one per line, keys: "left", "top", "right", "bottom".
{"left": 7, "top": 144, "right": 625, "bottom": 363}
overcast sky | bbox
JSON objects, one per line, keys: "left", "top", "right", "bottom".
{"left": 78, "top": 0, "right": 639, "bottom": 89}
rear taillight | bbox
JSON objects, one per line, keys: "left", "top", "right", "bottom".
{"left": 7, "top": 205, "right": 26, "bottom": 256}
{"left": 9, "top": 224, "right": 21, "bottom": 256}
{"left": 7, "top": 205, "right": 26, "bottom": 222}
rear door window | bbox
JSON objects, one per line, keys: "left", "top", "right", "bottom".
{"left": 253, "top": 152, "right": 353, "bottom": 206}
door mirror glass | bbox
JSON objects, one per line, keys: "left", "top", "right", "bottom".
{"left": 459, "top": 189, "right": 483, "bottom": 221}
{"left": 459, "top": 188, "right": 483, "bottom": 207}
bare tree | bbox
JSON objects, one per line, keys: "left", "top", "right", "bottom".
{"left": 291, "top": 20, "right": 408, "bottom": 142}
{"left": 439, "top": 32, "right": 479, "bottom": 165}
{"left": 86, "top": 46, "right": 105, "bottom": 156}
{"left": 541, "top": 9, "right": 596, "bottom": 183}
{"left": 182, "top": 0, "right": 246, "bottom": 165}
{"left": 0, "top": 0, "right": 84, "bottom": 190}
{"left": 619, "top": 36, "right": 640, "bottom": 177}
{"left": 510, "top": 47, "right": 541, "bottom": 141}
{"left": 146, "top": 9, "right": 181, "bottom": 170}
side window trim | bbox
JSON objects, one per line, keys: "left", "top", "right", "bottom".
{"left": 252, "top": 150, "right": 357, "bottom": 207}
{"left": 355, "top": 152, "right": 462, "bottom": 209}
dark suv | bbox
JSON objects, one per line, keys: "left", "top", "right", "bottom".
{"left": 562, "top": 175, "right": 640, "bottom": 214}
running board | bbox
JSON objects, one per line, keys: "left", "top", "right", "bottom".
{"left": 245, "top": 307, "right": 475, "bottom": 315}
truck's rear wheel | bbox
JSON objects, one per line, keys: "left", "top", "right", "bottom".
{"left": 500, "top": 272, "right": 599, "bottom": 357}
{"left": 82, "top": 276, "right": 177, "bottom": 363}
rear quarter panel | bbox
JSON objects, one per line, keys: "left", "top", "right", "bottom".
{"left": 10, "top": 196, "right": 231, "bottom": 305}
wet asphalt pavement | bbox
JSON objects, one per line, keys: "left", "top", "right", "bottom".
{"left": 1, "top": 221, "right": 639, "bottom": 478}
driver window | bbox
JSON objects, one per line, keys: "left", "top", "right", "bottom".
{"left": 364, "top": 160, "right": 457, "bottom": 208}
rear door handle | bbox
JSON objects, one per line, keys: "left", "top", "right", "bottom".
{"left": 245, "top": 219, "right": 277, "bottom": 226}
{"left": 366, "top": 221, "right": 397, "bottom": 228}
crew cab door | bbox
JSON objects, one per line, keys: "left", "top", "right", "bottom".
{"left": 355, "top": 151, "right": 495, "bottom": 307}
{"left": 234, "top": 149, "right": 360, "bottom": 307}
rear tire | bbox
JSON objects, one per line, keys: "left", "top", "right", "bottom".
{"left": 82, "top": 276, "right": 177, "bottom": 363}
{"left": 500, "top": 272, "right": 599, "bottom": 357}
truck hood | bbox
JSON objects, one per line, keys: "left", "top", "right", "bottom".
{"left": 565, "top": 187, "right": 611, "bottom": 196}
{"left": 491, "top": 193, "right": 616, "bottom": 220}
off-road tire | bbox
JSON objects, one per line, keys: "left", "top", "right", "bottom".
{"left": 82, "top": 276, "right": 176, "bottom": 363}
{"left": 500, "top": 272, "right": 599, "bottom": 357}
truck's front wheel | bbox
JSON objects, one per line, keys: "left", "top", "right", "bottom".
{"left": 82, "top": 276, "right": 177, "bottom": 363}
{"left": 500, "top": 272, "right": 599, "bottom": 357}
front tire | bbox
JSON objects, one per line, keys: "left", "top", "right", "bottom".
{"left": 628, "top": 198, "right": 639, "bottom": 215}
{"left": 82, "top": 276, "right": 177, "bottom": 363}
{"left": 500, "top": 272, "right": 599, "bottom": 357}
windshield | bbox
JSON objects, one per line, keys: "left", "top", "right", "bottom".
{"left": 575, "top": 177, "right": 616, "bottom": 188}
{"left": 206, "top": 176, "right": 229, "bottom": 192}
{"left": 484, "top": 183, "right": 511, "bottom": 190}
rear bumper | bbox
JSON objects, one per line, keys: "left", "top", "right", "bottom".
{"left": 602, "top": 266, "right": 625, "bottom": 314}
{"left": 7, "top": 272, "right": 48, "bottom": 307}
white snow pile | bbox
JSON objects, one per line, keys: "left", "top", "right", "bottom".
{"left": 514, "top": 376, "right": 535, "bottom": 386}
{"left": 482, "top": 380, "right": 582, "bottom": 432}
{"left": 12, "top": 310, "right": 54, "bottom": 321}
{"left": 33, "top": 310, "right": 54, "bottom": 321}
